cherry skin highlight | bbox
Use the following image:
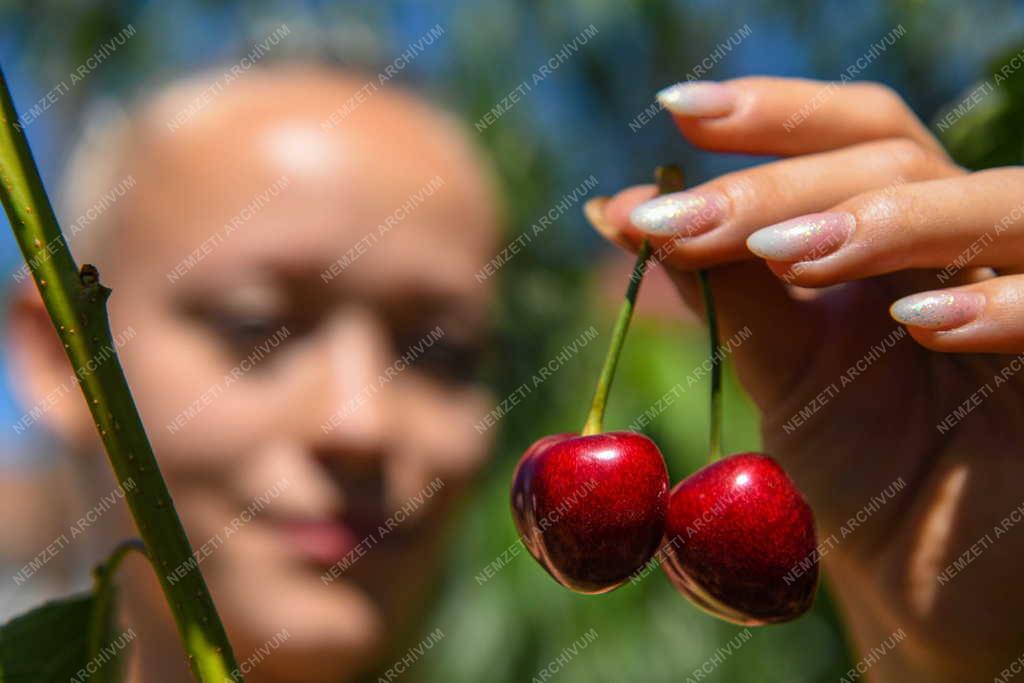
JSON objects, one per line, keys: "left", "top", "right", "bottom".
{"left": 511, "top": 431, "right": 669, "bottom": 594}
{"left": 661, "top": 452, "right": 819, "bottom": 624}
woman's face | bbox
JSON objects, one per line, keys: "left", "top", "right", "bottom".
{"left": 84, "top": 74, "right": 499, "bottom": 681}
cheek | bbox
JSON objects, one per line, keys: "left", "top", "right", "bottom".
{"left": 392, "top": 375, "right": 495, "bottom": 487}
{"left": 110, "top": 302, "right": 278, "bottom": 467}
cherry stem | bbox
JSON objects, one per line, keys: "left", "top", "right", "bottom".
{"left": 698, "top": 268, "right": 723, "bottom": 462}
{"left": 581, "top": 239, "right": 651, "bottom": 435}
{"left": 581, "top": 164, "right": 685, "bottom": 437}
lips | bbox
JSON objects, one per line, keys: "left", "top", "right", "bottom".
{"left": 279, "top": 519, "right": 362, "bottom": 565}
{"left": 277, "top": 503, "right": 422, "bottom": 567}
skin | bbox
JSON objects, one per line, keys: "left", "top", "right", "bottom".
{"left": 591, "top": 76, "right": 1024, "bottom": 681}
{"left": 6, "top": 65, "right": 500, "bottom": 683}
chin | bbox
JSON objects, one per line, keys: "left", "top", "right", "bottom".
{"left": 215, "top": 559, "right": 390, "bottom": 683}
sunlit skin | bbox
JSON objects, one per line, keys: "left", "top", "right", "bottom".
{"left": 7, "top": 65, "right": 500, "bottom": 683}
{"left": 592, "top": 76, "right": 1024, "bottom": 681}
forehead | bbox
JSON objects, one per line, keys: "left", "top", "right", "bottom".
{"left": 106, "top": 70, "right": 499, "bottom": 299}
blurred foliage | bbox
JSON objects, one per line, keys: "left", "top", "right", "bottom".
{"left": 3, "top": 0, "right": 1024, "bottom": 681}
{"left": 939, "top": 40, "right": 1024, "bottom": 169}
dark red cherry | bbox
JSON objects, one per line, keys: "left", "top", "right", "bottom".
{"left": 661, "top": 452, "right": 818, "bottom": 624}
{"left": 511, "top": 431, "right": 669, "bottom": 594}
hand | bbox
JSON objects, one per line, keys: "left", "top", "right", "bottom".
{"left": 588, "top": 77, "right": 1024, "bottom": 682}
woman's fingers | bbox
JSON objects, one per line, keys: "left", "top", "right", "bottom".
{"left": 585, "top": 195, "right": 824, "bottom": 411}
{"left": 658, "top": 77, "right": 947, "bottom": 157}
{"left": 889, "top": 276, "right": 1024, "bottom": 353}
{"left": 746, "top": 167, "right": 1024, "bottom": 288}
{"left": 601, "top": 138, "right": 960, "bottom": 270}
{"left": 741, "top": 166, "right": 1024, "bottom": 354}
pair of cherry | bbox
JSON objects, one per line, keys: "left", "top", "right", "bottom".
{"left": 511, "top": 167, "right": 819, "bottom": 626}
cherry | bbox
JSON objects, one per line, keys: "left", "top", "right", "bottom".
{"left": 661, "top": 452, "right": 819, "bottom": 624}
{"left": 658, "top": 261, "right": 819, "bottom": 624}
{"left": 510, "top": 167, "right": 682, "bottom": 594}
{"left": 512, "top": 431, "right": 668, "bottom": 593}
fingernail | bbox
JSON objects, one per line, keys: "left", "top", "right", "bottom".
{"left": 656, "top": 81, "right": 736, "bottom": 118}
{"left": 746, "top": 212, "right": 856, "bottom": 262}
{"left": 890, "top": 291, "right": 986, "bottom": 330}
{"left": 629, "top": 189, "right": 729, "bottom": 237}
{"left": 583, "top": 197, "right": 610, "bottom": 229}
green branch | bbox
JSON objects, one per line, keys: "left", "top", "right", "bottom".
{"left": 0, "top": 67, "right": 241, "bottom": 681}
{"left": 88, "top": 539, "right": 147, "bottom": 683}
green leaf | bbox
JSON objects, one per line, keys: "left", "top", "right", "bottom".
{"left": 0, "top": 591, "right": 130, "bottom": 683}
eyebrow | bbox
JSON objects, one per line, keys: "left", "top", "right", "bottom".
{"left": 286, "top": 259, "right": 489, "bottom": 320}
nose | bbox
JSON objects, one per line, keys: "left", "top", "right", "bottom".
{"left": 310, "top": 309, "right": 391, "bottom": 465}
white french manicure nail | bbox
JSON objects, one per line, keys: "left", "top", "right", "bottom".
{"left": 656, "top": 81, "right": 736, "bottom": 118}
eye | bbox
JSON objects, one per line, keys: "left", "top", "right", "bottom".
{"left": 203, "top": 311, "right": 295, "bottom": 360}
{"left": 420, "top": 339, "right": 485, "bottom": 382}
{"left": 393, "top": 328, "right": 485, "bottom": 383}
{"left": 223, "top": 315, "right": 289, "bottom": 346}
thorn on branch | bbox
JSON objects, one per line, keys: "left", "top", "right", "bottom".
{"left": 79, "top": 263, "right": 111, "bottom": 303}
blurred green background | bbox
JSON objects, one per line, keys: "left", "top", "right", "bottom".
{"left": 2, "top": 1, "right": 1023, "bottom": 681}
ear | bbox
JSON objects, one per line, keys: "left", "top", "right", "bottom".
{"left": 6, "top": 278, "right": 96, "bottom": 444}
